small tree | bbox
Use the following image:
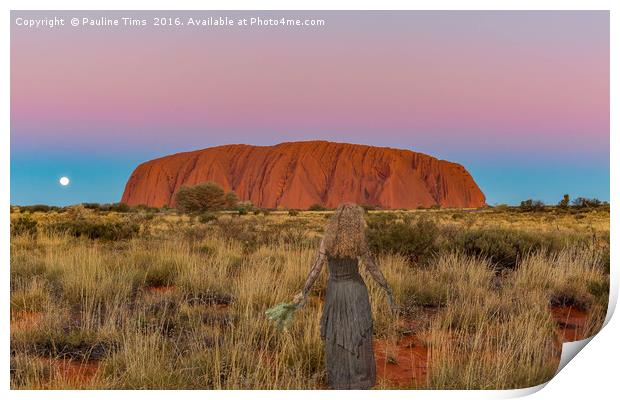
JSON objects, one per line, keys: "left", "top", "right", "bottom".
{"left": 174, "top": 182, "right": 226, "bottom": 213}
{"left": 519, "top": 199, "right": 532, "bottom": 211}
{"left": 225, "top": 191, "right": 239, "bottom": 209}
{"left": 558, "top": 194, "right": 570, "bottom": 208}
{"left": 572, "top": 197, "right": 602, "bottom": 209}
{"left": 519, "top": 199, "right": 545, "bottom": 212}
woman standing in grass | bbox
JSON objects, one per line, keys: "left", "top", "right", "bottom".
{"left": 292, "top": 203, "right": 397, "bottom": 389}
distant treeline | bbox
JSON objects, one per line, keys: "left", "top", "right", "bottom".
{"left": 10, "top": 189, "right": 608, "bottom": 215}
{"left": 499, "top": 195, "right": 609, "bottom": 213}
{"left": 11, "top": 203, "right": 161, "bottom": 214}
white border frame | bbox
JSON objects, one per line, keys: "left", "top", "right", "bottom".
{"left": 3, "top": 1, "right": 616, "bottom": 399}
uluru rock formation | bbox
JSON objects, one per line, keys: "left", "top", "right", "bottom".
{"left": 121, "top": 141, "right": 486, "bottom": 209}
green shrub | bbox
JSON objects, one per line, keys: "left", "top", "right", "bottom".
{"left": 235, "top": 201, "right": 254, "bottom": 215}
{"left": 11, "top": 216, "right": 38, "bottom": 236}
{"left": 366, "top": 215, "right": 439, "bottom": 263}
{"left": 308, "top": 203, "right": 327, "bottom": 211}
{"left": 442, "top": 228, "right": 578, "bottom": 270}
{"left": 44, "top": 219, "right": 139, "bottom": 241}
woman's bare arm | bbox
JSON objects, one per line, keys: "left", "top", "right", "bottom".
{"left": 293, "top": 239, "right": 326, "bottom": 309}
{"left": 362, "top": 251, "right": 398, "bottom": 313}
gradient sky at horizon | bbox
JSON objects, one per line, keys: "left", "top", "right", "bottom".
{"left": 11, "top": 11, "right": 609, "bottom": 206}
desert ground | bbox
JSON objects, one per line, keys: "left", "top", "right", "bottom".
{"left": 10, "top": 204, "right": 609, "bottom": 389}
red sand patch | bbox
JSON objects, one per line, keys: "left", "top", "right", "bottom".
{"left": 211, "top": 303, "right": 229, "bottom": 311}
{"left": 374, "top": 318, "right": 429, "bottom": 388}
{"left": 147, "top": 285, "right": 177, "bottom": 294}
{"left": 37, "top": 357, "right": 100, "bottom": 388}
{"left": 11, "top": 311, "right": 43, "bottom": 332}
{"left": 551, "top": 306, "right": 588, "bottom": 342}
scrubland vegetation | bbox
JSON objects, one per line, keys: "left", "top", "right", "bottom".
{"left": 10, "top": 202, "right": 609, "bottom": 389}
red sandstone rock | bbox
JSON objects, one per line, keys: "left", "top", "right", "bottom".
{"left": 121, "top": 141, "right": 486, "bottom": 209}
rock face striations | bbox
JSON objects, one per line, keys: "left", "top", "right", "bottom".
{"left": 121, "top": 141, "right": 486, "bottom": 209}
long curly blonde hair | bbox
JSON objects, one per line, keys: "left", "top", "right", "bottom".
{"left": 322, "top": 203, "right": 369, "bottom": 258}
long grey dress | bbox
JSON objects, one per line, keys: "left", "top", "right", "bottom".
{"left": 320, "top": 256, "right": 376, "bottom": 389}
{"left": 298, "top": 243, "right": 394, "bottom": 390}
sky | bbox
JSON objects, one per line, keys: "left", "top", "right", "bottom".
{"left": 11, "top": 11, "right": 609, "bottom": 206}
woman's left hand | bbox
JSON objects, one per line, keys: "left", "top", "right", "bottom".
{"left": 292, "top": 291, "right": 307, "bottom": 309}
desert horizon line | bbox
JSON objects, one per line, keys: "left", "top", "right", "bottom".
{"left": 10, "top": 197, "right": 611, "bottom": 209}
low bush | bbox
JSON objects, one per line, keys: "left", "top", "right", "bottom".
{"left": 572, "top": 197, "right": 604, "bottom": 209}
{"left": 360, "top": 204, "right": 379, "bottom": 212}
{"left": 366, "top": 215, "right": 439, "bottom": 264}
{"left": 132, "top": 204, "right": 159, "bottom": 213}
{"left": 15, "top": 204, "right": 62, "bottom": 213}
{"left": 82, "top": 202, "right": 133, "bottom": 213}
{"left": 441, "top": 228, "right": 581, "bottom": 270}
{"left": 11, "top": 216, "right": 38, "bottom": 236}
{"left": 235, "top": 201, "right": 255, "bottom": 215}
{"left": 17, "top": 329, "right": 119, "bottom": 361}
{"left": 549, "top": 282, "right": 593, "bottom": 311}
{"left": 198, "top": 212, "right": 218, "bottom": 224}
{"left": 519, "top": 199, "right": 545, "bottom": 212}
{"left": 44, "top": 219, "right": 139, "bottom": 241}
{"left": 308, "top": 204, "right": 327, "bottom": 211}
{"left": 214, "top": 218, "right": 262, "bottom": 251}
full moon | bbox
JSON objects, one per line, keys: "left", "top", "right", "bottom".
{"left": 59, "top": 176, "right": 70, "bottom": 186}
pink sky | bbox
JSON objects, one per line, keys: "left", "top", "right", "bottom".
{"left": 11, "top": 11, "right": 609, "bottom": 205}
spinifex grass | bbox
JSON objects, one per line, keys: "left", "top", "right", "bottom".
{"left": 10, "top": 207, "right": 609, "bottom": 389}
